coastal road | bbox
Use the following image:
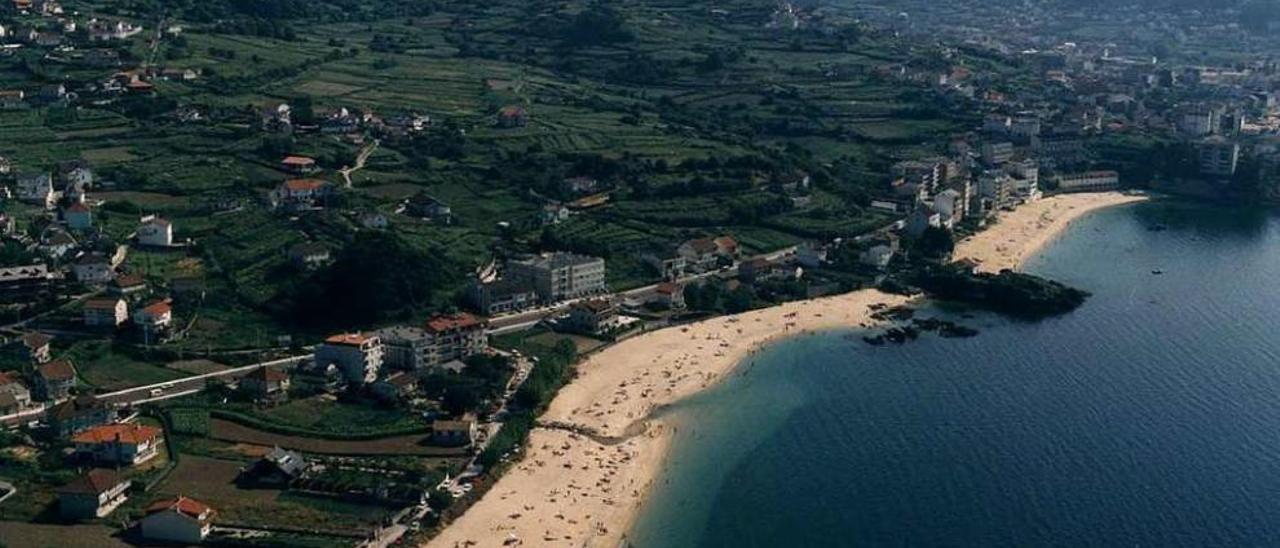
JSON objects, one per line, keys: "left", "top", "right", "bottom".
{"left": 95, "top": 354, "right": 312, "bottom": 408}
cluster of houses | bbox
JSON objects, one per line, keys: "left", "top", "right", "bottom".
{"left": 0, "top": 3, "right": 181, "bottom": 104}
{"left": 5, "top": 369, "right": 217, "bottom": 543}
{"left": 879, "top": 18, "right": 1280, "bottom": 198}
{"left": 260, "top": 101, "right": 431, "bottom": 140}
{"left": 643, "top": 234, "right": 739, "bottom": 280}
{"left": 57, "top": 468, "right": 216, "bottom": 544}
{"left": 0, "top": 333, "right": 76, "bottom": 416}
{"left": 259, "top": 312, "right": 490, "bottom": 445}
{"left": 881, "top": 111, "right": 1119, "bottom": 246}
{"left": 311, "top": 312, "right": 487, "bottom": 387}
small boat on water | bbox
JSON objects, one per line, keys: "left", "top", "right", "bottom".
{"left": 1152, "top": 269, "right": 1164, "bottom": 275}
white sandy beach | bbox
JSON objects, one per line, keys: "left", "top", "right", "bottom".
{"left": 427, "top": 191, "right": 1147, "bottom": 548}
{"left": 953, "top": 192, "right": 1149, "bottom": 273}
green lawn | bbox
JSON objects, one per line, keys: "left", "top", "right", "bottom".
{"left": 246, "top": 396, "right": 422, "bottom": 436}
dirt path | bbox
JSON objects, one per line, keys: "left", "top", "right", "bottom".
{"left": 340, "top": 139, "right": 379, "bottom": 189}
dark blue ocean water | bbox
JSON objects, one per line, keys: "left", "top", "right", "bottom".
{"left": 628, "top": 202, "right": 1280, "bottom": 547}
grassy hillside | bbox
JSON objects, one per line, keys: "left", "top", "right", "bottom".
{"left": 0, "top": 0, "right": 985, "bottom": 345}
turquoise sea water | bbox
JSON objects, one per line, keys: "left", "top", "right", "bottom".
{"left": 628, "top": 202, "right": 1280, "bottom": 547}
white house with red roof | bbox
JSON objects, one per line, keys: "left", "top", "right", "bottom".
{"left": 280, "top": 155, "right": 318, "bottom": 174}
{"left": 271, "top": 179, "right": 331, "bottom": 210}
{"left": 71, "top": 422, "right": 163, "bottom": 465}
{"left": 137, "top": 215, "right": 173, "bottom": 247}
{"left": 140, "top": 496, "right": 215, "bottom": 544}
{"left": 315, "top": 333, "right": 383, "bottom": 385}
{"left": 132, "top": 300, "right": 172, "bottom": 341}
{"left": 650, "top": 281, "right": 686, "bottom": 309}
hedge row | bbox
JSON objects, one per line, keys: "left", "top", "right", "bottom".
{"left": 164, "top": 406, "right": 431, "bottom": 441}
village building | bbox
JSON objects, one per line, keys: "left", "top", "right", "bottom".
{"left": 507, "top": 252, "right": 607, "bottom": 303}
{"left": 262, "top": 102, "right": 292, "bottom": 132}
{"left": 21, "top": 332, "right": 52, "bottom": 364}
{"left": 87, "top": 19, "right": 143, "bottom": 41}
{"left": 64, "top": 202, "right": 93, "bottom": 230}
{"left": 16, "top": 172, "right": 56, "bottom": 209}
{"left": 423, "top": 313, "right": 488, "bottom": 367}
{"left": 271, "top": 179, "right": 331, "bottom": 210}
{"left": 496, "top": 105, "right": 528, "bottom": 128}
{"left": 280, "top": 155, "right": 318, "bottom": 175}
{"left": 140, "top": 496, "right": 215, "bottom": 544}
{"left": 83, "top": 297, "right": 128, "bottom": 328}
{"left": 738, "top": 257, "right": 775, "bottom": 283}
{"left": 240, "top": 446, "right": 307, "bottom": 487}
{"left": 239, "top": 367, "right": 290, "bottom": 402}
{"left": 933, "top": 189, "right": 966, "bottom": 226}
{"left": 57, "top": 469, "right": 131, "bottom": 520}
{"left": 649, "top": 282, "right": 686, "bottom": 309}
{"left": 71, "top": 422, "right": 163, "bottom": 465}
{"left": 466, "top": 277, "right": 540, "bottom": 316}
{"left": 677, "top": 236, "right": 738, "bottom": 272}
{"left": 320, "top": 108, "right": 360, "bottom": 134}
{"left": 132, "top": 300, "right": 173, "bottom": 342}
{"left": 372, "top": 371, "right": 418, "bottom": 402}
{"left": 287, "top": 242, "right": 331, "bottom": 270}
{"left": 48, "top": 394, "right": 111, "bottom": 437}
{"left": 541, "top": 203, "right": 572, "bottom": 225}
{"left": 641, "top": 245, "right": 689, "bottom": 281}
{"left": 109, "top": 272, "right": 147, "bottom": 295}
{"left": 1055, "top": 170, "right": 1120, "bottom": 192}
{"left": 0, "top": 90, "right": 25, "bottom": 110}
{"left": 561, "top": 176, "right": 601, "bottom": 196}
{"left": 564, "top": 299, "right": 621, "bottom": 335}
{"left": 71, "top": 253, "right": 113, "bottom": 284}
{"left": 375, "top": 326, "right": 432, "bottom": 371}
{"left": 39, "top": 230, "right": 77, "bottom": 259}
{"left": 159, "top": 67, "right": 199, "bottom": 81}
{"left": 860, "top": 240, "right": 899, "bottom": 270}
{"left": 906, "top": 205, "right": 944, "bottom": 238}
{"left": 431, "top": 418, "right": 476, "bottom": 447}
{"left": 38, "top": 83, "right": 66, "bottom": 102}
{"left": 405, "top": 192, "right": 453, "bottom": 224}
{"left": 137, "top": 215, "right": 174, "bottom": 247}
{"left": 795, "top": 242, "right": 829, "bottom": 269}
{"left": 0, "top": 372, "right": 32, "bottom": 413}
{"left": 57, "top": 161, "right": 93, "bottom": 197}
{"left": 35, "top": 359, "right": 78, "bottom": 402}
{"left": 315, "top": 333, "right": 383, "bottom": 385}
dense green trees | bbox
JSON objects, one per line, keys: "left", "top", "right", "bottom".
{"left": 284, "top": 232, "right": 459, "bottom": 328}
{"left": 914, "top": 226, "right": 956, "bottom": 261}
{"left": 515, "top": 339, "right": 578, "bottom": 411}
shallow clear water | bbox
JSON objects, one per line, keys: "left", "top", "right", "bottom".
{"left": 628, "top": 202, "right": 1280, "bottom": 547}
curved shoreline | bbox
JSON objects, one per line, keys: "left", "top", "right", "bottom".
{"left": 426, "top": 191, "right": 1147, "bottom": 548}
